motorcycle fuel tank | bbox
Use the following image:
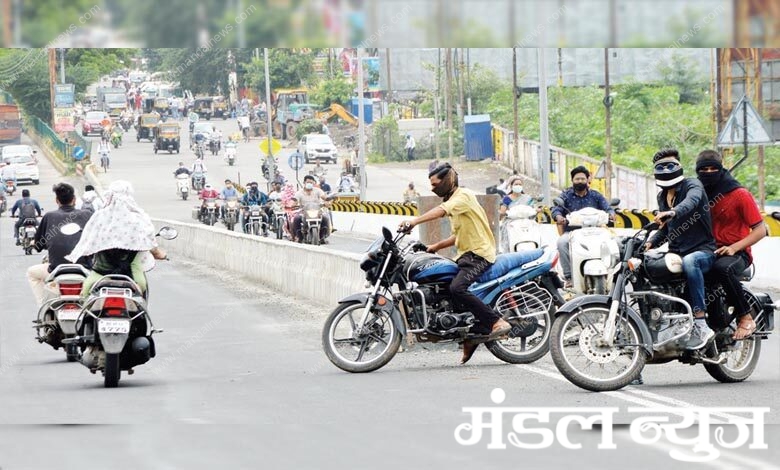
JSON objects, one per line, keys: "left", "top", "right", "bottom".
{"left": 405, "top": 253, "right": 459, "bottom": 284}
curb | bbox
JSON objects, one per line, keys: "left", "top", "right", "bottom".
{"left": 28, "top": 132, "right": 68, "bottom": 176}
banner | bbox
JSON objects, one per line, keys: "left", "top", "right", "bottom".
{"left": 54, "top": 84, "right": 75, "bottom": 108}
{"left": 53, "top": 107, "right": 75, "bottom": 132}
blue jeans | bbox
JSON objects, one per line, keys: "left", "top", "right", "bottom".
{"left": 682, "top": 250, "right": 715, "bottom": 314}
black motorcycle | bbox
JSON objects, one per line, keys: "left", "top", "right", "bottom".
{"left": 550, "top": 221, "right": 776, "bottom": 392}
{"left": 322, "top": 227, "right": 564, "bottom": 373}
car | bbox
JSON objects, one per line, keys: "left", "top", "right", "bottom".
{"left": 191, "top": 122, "right": 214, "bottom": 141}
{"left": 299, "top": 134, "right": 338, "bottom": 164}
{"left": 82, "top": 111, "right": 110, "bottom": 136}
{"left": 0, "top": 144, "right": 39, "bottom": 184}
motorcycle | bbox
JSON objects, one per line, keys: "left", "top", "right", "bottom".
{"left": 200, "top": 198, "right": 219, "bottom": 226}
{"left": 63, "top": 226, "right": 178, "bottom": 387}
{"left": 120, "top": 116, "right": 133, "bottom": 132}
{"left": 501, "top": 200, "right": 544, "bottom": 253}
{"left": 556, "top": 199, "right": 621, "bottom": 295}
{"left": 322, "top": 227, "right": 565, "bottom": 373}
{"left": 242, "top": 204, "right": 268, "bottom": 236}
{"left": 34, "top": 262, "right": 91, "bottom": 362}
{"left": 222, "top": 197, "right": 240, "bottom": 231}
{"left": 209, "top": 139, "right": 219, "bottom": 156}
{"left": 0, "top": 191, "right": 6, "bottom": 215}
{"left": 192, "top": 171, "right": 206, "bottom": 192}
{"left": 194, "top": 141, "right": 206, "bottom": 160}
{"left": 224, "top": 142, "right": 236, "bottom": 166}
{"left": 269, "top": 197, "right": 286, "bottom": 240}
{"left": 18, "top": 218, "right": 38, "bottom": 255}
{"left": 300, "top": 203, "right": 329, "bottom": 246}
{"left": 175, "top": 174, "right": 190, "bottom": 201}
{"left": 110, "top": 128, "right": 123, "bottom": 149}
{"left": 549, "top": 221, "right": 777, "bottom": 392}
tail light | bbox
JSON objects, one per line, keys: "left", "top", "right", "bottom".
{"left": 551, "top": 252, "right": 559, "bottom": 269}
{"left": 58, "top": 283, "right": 83, "bottom": 296}
{"left": 103, "top": 297, "right": 126, "bottom": 316}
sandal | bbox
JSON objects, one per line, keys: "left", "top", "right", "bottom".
{"left": 732, "top": 319, "right": 757, "bottom": 340}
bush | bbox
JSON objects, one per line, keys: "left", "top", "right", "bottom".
{"left": 295, "top": 119, "right": 324, "bottom": 140}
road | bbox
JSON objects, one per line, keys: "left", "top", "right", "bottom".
{"left": 0, "top": 135, "right": 778, "bottom": 468}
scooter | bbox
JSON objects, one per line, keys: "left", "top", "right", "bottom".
{"left": 4, "top": 179, "right": 16, "bottom": 196}
{"left": 34, "top": 262, "right": 91, "bottom": 362}
{"left": 224, "top": 142, "right": 236, "bottom": 166}
{"left": 175, "top": 174, "right": 190, "bottom": 201}
{"left": 18, "top": 218, "right": 38, "bottom": 255}
{"left": 192, "top": 171, "right": 206, "bottom": 192}
{"left": 555, "top": 198, "right": 621, "bottom": 295}
{"left": 501, "top": 200, "right": 544, "bottom": 253}
{"left": 110, "top": 128, "right": 123, "bottom": 149}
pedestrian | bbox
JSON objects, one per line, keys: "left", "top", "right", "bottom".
{"left": 405, "top": 134, "right": 416, "bottom": 161}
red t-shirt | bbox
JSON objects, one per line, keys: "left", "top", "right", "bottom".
{"left": 709, "top": 188, "right": 763, "bottom": 262}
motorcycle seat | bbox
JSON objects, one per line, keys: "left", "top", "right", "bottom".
{"left": 22, "top": 218, "right": 38, "bottom": 225}
{"left": 475, "top": 249, "right": 545, "bottom": 283}
{"left": 46, "top": 264, "right": 89, "bottom": 281}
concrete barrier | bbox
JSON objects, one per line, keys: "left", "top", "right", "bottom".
{"left": 151, "top": 218, "right": 369, "bottom": 308}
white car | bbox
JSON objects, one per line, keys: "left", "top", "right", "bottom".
{"left": 299, "top": 134, "right": 338, "bottom": 164}
{"left": 191, "top": 122, "right": 214, "bottom": 142}
{"left": 0, "top": 144, "right": 39, "bottom": 184}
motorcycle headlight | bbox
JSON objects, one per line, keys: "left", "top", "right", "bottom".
{"left": 600, "top": 240, "right": 619, "bottom": 268}
{"left": 306, "top": 210, "right": 319, "bottom": 218}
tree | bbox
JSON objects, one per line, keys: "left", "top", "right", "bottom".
{"left": 18, "top": 0, "right": 98, "bottom": 47}
{"left": 161, "top": 48, "right": 235, "bottom": 95}
{"left": 0, "top": 49, "right": 52, "bottom": 122}
{"left": 310, "top": 78, "right": 353, "bottom": 108}
{"left": 657, "top": 52, "right": 707, "bottom": 104}
{"left": 242, "top": 49, "right": 315, "bottom": 92}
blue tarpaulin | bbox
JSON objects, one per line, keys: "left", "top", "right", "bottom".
{"left": 464, "top": 114, "right": 493, "bottom": 161}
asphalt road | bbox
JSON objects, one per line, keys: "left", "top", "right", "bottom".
{"left": 1, "top": 131, "right": 778, "bottom": 469}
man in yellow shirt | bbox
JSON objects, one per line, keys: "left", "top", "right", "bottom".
{"left": 400, "top": 163, "right": 511, "bottom": 364}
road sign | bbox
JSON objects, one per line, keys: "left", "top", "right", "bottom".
{"left": 718, "top": 95, "right": 774, "bottom": 146}
{"left": 288, "top": 151, "right": 304, "bottom": 171}
{"left": 259, "top": 137, "right": 282, "bottom": 156}
{"left": 73, "top": 146, "right": 85, "bottom": 160}
{"left": 54, "top": 84, "right": 75, "bottom": 108}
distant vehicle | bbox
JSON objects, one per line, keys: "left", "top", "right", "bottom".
{"left": 82, "top": 111, "right": 110, "bottom": 136}
{"left": 0, "top": 103, "right": 22, "bottom": 145}
{"left": 192, "top": 122, "right": 214, "bottom": 141}
{"left": 299, "top": 134, "right": 338, "bottom": 164}
{"left": 1, "top": 144, "right": 39, "bottom": 185}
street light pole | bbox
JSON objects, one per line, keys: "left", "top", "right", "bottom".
{"left": 264, "top": 48, "right": 275, "bottom": 180}
{"left": 604, "top": 48, "right": 613, "bottom": 199}
{"left": 357, "top": 47, "right": 367, "bottom": 200}
{"left": 538, "top": 48, "right": 551, "bottom": 206}
{"left": 60, "top": 48, "right": 66, "bottom": 84}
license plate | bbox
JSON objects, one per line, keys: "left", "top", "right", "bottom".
{"left": 98, "top": 319, "right": 130, "bottom": 334}
{"left": 57, "top": 307, "right": 81, "bottom": 321}
{"left": 25, "top": 228, "right": 36, "bottom": 235}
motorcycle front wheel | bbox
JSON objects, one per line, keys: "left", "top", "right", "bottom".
{"left": 550, "top": 305, "right": 646, "bottom": 392}
{"left": 322, "top": 301, "right": 401, "bottom": 373}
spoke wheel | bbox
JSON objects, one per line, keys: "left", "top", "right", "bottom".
{"left": 322, "top": 302, "right": 400, "bottom": 373}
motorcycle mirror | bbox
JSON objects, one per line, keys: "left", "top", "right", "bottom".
{"left": 382, "top": 226, "right": 393, "bottom": 242}
{"left": 609, "top": 198, "right": 621, "bottom": 207}
{"left": 156, "top": 226, "right": 179, "bottom": 240}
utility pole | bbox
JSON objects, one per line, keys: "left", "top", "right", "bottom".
{"left": 237, "top": 0, "right": 246, "bottom": 48}
{"left": 538, "top": 48, "right": 551, "bottom": 206}
{"left": 466, "top": 48, "right": 472, "bottom": 115}
{"left": 512, "top": 47, "right": 519, "bottom": 173}
{"left": 434, "top": 48, "right": 441, "bottom": 161}
{"left": 445, "top": 48, "right": 453, "bottom": 159}
{"left": 60, "top": 48, "right": 66, "bottom": 83}
{"left": 48, "top": 48, "right": 56, "bottom": 128}
{"left": 263, "top": 48, "right": 275, "bottom": 182}
{"left": 756, "top": 51, "right": 765, "bottom": 208}
{"left": 608, "top": 0, "right": 617, "bottom": 46}
{"left": 357, "top": 47, "right": 367, "bottom": 200}
{"left": 604, "top": 48, "right": 613, "bottom": 199}
{"left": 385, "top": 48, "right": 392, "bottom": 106}
{"left": 1, "top": 0, "right": 11, "bottom": 47}
{"left": 508, "top": 0, "right": 515, "bottom": 45}
{"left": 457, "top": 48, "right": 465, "bottom": 122}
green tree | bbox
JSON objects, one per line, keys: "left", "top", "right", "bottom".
{"left": 0, "top": 49, "right": 52, "bottom": 122}
{"left": 160, "top": 48, "right": 237, "bottom": 95}
{"left": 310, "top": 78, "right": 353, "bottom": 108}
{"left": 657, "top": 52, "right": 707, "bottom": 104}
{"left": 243, "top": 49, "right": 315, "bottom": 92}
{"left": 18, "top": 0, "right": 98, "bottom": 47}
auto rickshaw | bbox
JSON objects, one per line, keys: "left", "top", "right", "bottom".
{"left": 212, "top": 96, "right": 228, "bottom": 120}
{"left": 153, "top": 121, "right": 181, "bottom": 154}
{"left": 193, "top": 98, "right": 213, "bottom": 120}
{"left": 153, "top": 97, "right": 171, "bottom": 116}
{"left": 136, "top": 112, "right": 160, "bottom": 142}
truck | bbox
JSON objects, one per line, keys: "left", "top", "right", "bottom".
{"left": 96, "top": 86, "right": 127, "bottom": 119}
{"left": 0, "top": 104, "right": 22, "bottom": 144}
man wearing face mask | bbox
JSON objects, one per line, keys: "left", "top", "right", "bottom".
{"left": 645, "top": 149, "right": 717, "bottom": 350}
{"left": 398, "top": 163, "right": 511, "bottom": 364}
{"left": 695, "top": 150, "right": 766, "bottom": 340}
{"left": 219, "top": 179, "right": 239, "bottom": 220}
{"left": 293, "top": 175, "right": 331, "bottom": 243}
{"left": 550, "top": 166, "right": 615, "bottom": 288}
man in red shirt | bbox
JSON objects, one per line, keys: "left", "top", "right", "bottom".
{"left": 696, "top": 150, "right": 767, "bottom": 339}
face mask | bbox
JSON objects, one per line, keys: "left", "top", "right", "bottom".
{"left": 512, "top": 185, "right": 523, "bottom": 194}
{"left": 697, "top": 171, "right": 722, "bottom": 187}
{"left": 573, "top": 183, "right": 587, "bottom": 192}
{"left": 305, "top": 183, "right": 314, "bottom": 190}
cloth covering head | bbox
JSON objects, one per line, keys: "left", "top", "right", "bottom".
{"left": 66, "top": 180, "right": 157, "bottom": 269}
{"left": 652, "top": 148, "right": 684, "bottom": 188}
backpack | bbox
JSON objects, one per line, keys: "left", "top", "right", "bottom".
{"left": 20, "top": 200, "right": 37, "bottom": 219}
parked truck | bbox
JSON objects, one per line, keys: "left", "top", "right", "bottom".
{"left": 0, "top": 104, "right": 22, "bottom": 144}
{"left": 96, "top": 86, "right": 127, "bottom": 119}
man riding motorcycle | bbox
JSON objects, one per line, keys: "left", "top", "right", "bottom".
{"left": 241, "top": 182, "right": 269, "bottom": 234}
{"left": 198, "top": 184, "right": 220, "bottom": 220}
{"left": 292, "top": 175, "right": 331, "bottom": 243}
{"left": 190, "top": 158, "right": 208, "bottom": 188}
{"left": 11, "top": 189, "right": 42, "bottom": 245}
{"left": 219, "top": 179, "right": 239, "bottom": 220}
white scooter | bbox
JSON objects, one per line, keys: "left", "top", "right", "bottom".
{"left": 175, "top": 174, "right": 190, "bottom": 201}
{"left": 501, "top": 199, "right": 544, "bottom": 253}
{"left": 556, "top": 199, "right": 621, "bottom": 295}
{"left": 224, "top": 142, "right": 237, "bottom": 166}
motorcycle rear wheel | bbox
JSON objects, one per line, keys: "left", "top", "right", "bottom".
{"left": 704, "top": 335, "right": 761, "bottom": 383}
{"left": 104, "top": 353, "right": 121, "bottom": 388}
{"left": 550, "top": 306, "right": 646, "bottom": 392}
{"left": 322, "top": 301, "right": 401, "bottom": 373}
{"left": 485, "top": 304, "right": 552, "bottom": 364}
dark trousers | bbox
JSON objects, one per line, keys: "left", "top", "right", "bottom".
{"left": 710, "top": 252, "right": 752, "bottom": 318}
{"left": 450, "top": 252, "right": 500, "bottom": 334}
{"left": 406, "top": 148, "right": 414, "bottom": 161}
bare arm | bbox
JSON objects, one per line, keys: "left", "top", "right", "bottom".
{"left": 428, "top": 235, "right": 456, "bottom": 253}
{"left": 716, "top": 223, "right": 767, "bottom": 256}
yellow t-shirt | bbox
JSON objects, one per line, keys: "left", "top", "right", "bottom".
{"left": 439, "top": 187, "right": 496, "bottom": 263}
